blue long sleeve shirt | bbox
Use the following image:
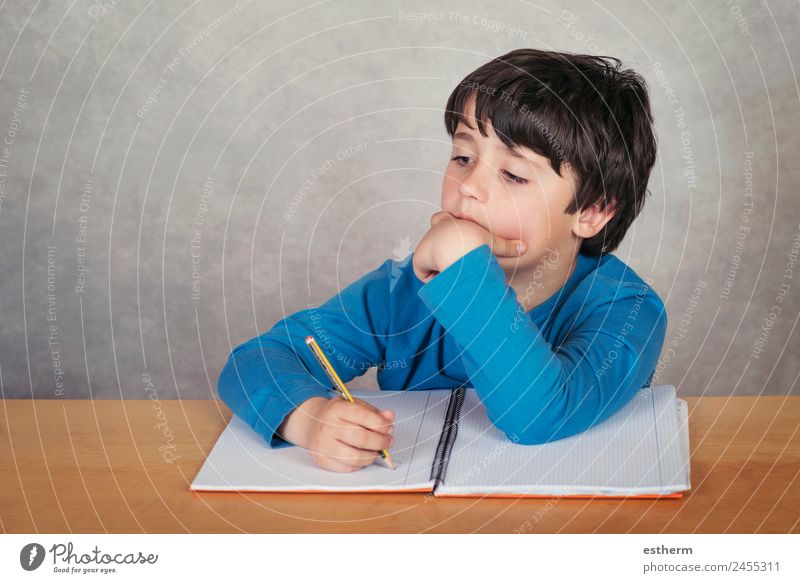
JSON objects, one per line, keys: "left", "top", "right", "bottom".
{"left": 218, "top": 244, "right": 668, "bottom": 448}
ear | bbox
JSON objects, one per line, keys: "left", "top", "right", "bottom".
{"left": 573, "top": 198, "right": 617, "bottom": 239}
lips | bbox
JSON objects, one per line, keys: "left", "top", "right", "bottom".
{"left": 453, "top": 211, "right": 474, "bottom": 222}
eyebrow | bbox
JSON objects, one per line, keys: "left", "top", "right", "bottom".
{"left": 453, "top": 131, "right": 536, "bottom": 163}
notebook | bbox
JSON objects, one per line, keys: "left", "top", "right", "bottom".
{"left": 191, "top": 384, "right": 691, "bottom": 499}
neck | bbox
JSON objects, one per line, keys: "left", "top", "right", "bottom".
{"left": 505, "top": 242, "right": 581, "bottom": 312}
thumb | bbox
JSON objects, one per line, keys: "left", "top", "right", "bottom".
{"left": 489, "top": 233, "right": 527, "bottom": 257}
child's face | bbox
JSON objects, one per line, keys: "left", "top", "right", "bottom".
{"left": 440, "top": 96, "right": 584, "bottom": 272}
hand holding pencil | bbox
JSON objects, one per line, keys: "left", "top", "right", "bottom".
{"left": 300, "top": 336, "right": 396, "bottom": 472}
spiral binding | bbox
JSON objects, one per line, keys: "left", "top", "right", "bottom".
{"left": 429, "top": 386, "right": 466, "bottom": 490}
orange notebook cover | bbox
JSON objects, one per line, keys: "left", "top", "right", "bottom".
{"left": 191, "top": 386, "right": 690, "bottom": 499}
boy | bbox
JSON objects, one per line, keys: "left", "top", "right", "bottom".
{"left": 218, "top": 48, "right": 667, "bottom": 473}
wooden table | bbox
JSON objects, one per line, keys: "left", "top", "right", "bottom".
{"left": 1, "top": 397, "right": 798, "bottom": 533}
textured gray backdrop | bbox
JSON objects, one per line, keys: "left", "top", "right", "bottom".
{"left": 0, "top": 0, "right": 798, "bottom": 400}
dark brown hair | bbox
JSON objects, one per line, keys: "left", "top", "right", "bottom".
{"left": 444, "top": 48, "right": 657, "bottom": 256}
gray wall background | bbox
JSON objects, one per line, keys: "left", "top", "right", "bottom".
{"left": 0, "top": 0, "right": 798, "bottom": 400}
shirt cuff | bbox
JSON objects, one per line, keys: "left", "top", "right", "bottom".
{"left": 416, "top": 244, "right": 510, "bottom": 336}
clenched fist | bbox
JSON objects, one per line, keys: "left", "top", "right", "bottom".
{"left": 413, "top": 211, "right": 527, "bottom": 284}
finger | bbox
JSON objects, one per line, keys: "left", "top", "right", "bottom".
{"left": 430, "top": 211, "right": 452, "bottom": 227}
{"left": 324, "top": 459, "right": 361, "bottom": 473}
{"left": 352, "top": 396, "right": 388, "bottom": 415}
{"left": 339, "top": 400, "right": 394, "bottom": 433}
{"left": 380, "top": 410, "right": 395, "bottom": 433}
{"left": 488, "top": 233, "right": 527, "bottom": 257}
{"left": 351, "top": 399, "right": 395, "bottom": 433}
{"left": 315, "top": 452, "right": 366, "bottom": 473}
{"left": 333, "top": 438, "right": 381, "bottom": 468}
{"left": 339, "top": 424, "right": 394, "bottom": 452}
{"left": 352, "top": 396, "right": 378, "bottom": 412}
{"left": 415, "top": 265, "right": 438, "bottom": 284}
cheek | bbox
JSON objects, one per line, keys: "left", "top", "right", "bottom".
{"left": 521, "top": 191, "right": 566, "bottom": 232}
{"left": 489, "top": 199, "right": 536, "bottom": 241}
{"left": 443, "top": 169, "right": 460, "bottom": 189}
{"left": 440, "top": 191, "right": 457, "bottom": 213}
{"left": 441, "top": 174, "right": 459, "bottom": 202}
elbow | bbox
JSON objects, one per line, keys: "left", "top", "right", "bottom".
{"left": 503, "top": 427, "right": 560, "bottom": 446}
{"left": 216, "top": 337, "right": 265, "bottom": 407}
{"left": 492, "top": 410, "right": 581, "bottom": 446}
{"left": 506, "top": 425, "right": 583, "bottom": 446}
{"left": 491, "top": 417, "right": 560, "bottom": 446}
{"left": 216, "top": 356, "right": 234, "bottom": 407}
{"left": 489, "top": 373, "right": 570, "bottom": 446}
{"left": 216, "top": 352, "right": 245, "bottom": 411}
{"left": 510, "top": 431, "right": 548, "bottom": 446}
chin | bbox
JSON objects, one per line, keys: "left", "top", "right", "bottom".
{"left": 496, "top": 254, "right": 530, "bottom": 270}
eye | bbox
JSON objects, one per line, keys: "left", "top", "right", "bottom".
{"left": 451, "top": 156, "right": 528, "bottom": 185}
{"left": 502, "top": 170, "right": 528, "bottom": 185}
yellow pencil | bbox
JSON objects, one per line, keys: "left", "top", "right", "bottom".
{"left": 304, "top": 335, "right": 395, "bottom": 469}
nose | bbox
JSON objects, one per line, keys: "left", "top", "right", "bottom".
{"left": 457, "top": 159, "right": 490, "bottom": 203}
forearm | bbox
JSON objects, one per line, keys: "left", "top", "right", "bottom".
{"left": 217, "top": 339, "right": 333, "bottom": 448}
{"left": 219, "top": 258, "right": 392, "bottom": 448}
{"left": 417, "top": 244, "right": 667, "bottom": 444}
{"left": 457, "top": 325, "right": 658, "bottom": 443}
{"left": 418, "top": 249, "right": 566, "bottom": 440}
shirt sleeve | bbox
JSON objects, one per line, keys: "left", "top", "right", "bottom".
{"left": 416, "top": 244, "right": 668, "bottom": 445}
{"left": 217, "top": 261, "right": 392, "bottom": 448}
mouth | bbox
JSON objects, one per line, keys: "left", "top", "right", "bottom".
{"left": 452, "top": 211, "right": 477, "bottom": 223}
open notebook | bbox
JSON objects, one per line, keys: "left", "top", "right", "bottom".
{"left": 192, "top": 384, "right": 691, "bottom": 499}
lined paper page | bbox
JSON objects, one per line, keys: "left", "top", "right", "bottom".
{"left": 192, "top": 389, "right": 452, "bottom": 493}
{"left": 676, "top": 398, "right": 691, "bottom": 485}
{"left": 437, "top": 385, "right": 691, "bottom": 496}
